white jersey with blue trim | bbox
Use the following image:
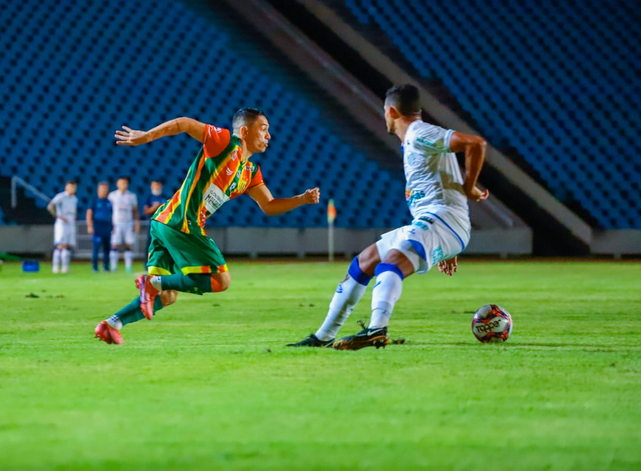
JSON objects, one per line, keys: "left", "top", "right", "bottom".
{"left": 402, "top": 120, "right": 470, "bottom": 237}
{"left": 51, "top": 191, "right": 78, "bottom": 221}
{"left": 108, "top": 190, "right": 138, "bottom": 224}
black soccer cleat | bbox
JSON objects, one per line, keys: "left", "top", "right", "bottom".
{"left": 333, "top": 326, "right": 390, "bottom": 351}
{"left": 287, "top": 334, "right": 335, "bottom": 348}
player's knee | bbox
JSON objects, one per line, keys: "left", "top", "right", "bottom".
{"left": 357, "top": 244, "right": 380, "bottom": 276}
{"left": 211, "top": 273, "right": 231, "bottom": 292}
{"left": 160, "top": 290, "right": 178, "bottom": 307}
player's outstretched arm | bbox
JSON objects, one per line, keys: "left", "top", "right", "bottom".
{"left": 114, "top": 117, "right": 206, "bottom": 146}
{"left": 449, "top": 132, "right": 489, "bottom": 202}
{"left": 248, "top": 185, "right": 320, "bottom": 216}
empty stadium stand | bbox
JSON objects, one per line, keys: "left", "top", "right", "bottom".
{"left": 323, "top": 0, "right": 641, "bottom": 229}
{"left": 0, "top": 0, "right": 410, "bottom": 229}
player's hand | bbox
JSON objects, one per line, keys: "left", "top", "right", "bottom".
{"left": 438, "top": 256, "right": 458, "bottom": 276}
{"left": 115, "top": 126, "right": 149, "bottom": 146}
{"left": 87, "top": 226, "right": 94, "bottom": 235}
{"left": 302, "top": 187, "right": 320, "bottom": 205}
{"left": 464, "top": 185, "right": 489, "bottom": 202}
{"left": 58, "top": 216, "right": 68, "bottom": 222}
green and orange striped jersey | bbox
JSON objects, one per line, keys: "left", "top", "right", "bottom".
{"left": 153, "top": 124, "right": 264, "bottom": 235}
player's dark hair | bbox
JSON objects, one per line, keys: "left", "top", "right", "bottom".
{"left": 66, "top": 180, "right": 77, "bottom": 185}
{"left": 118, "top": 176, "right": 130, "bottom": 183}
{"left": 232, "top": 108, "right": 266, "bottom": 130}
{"left": 385, "top": 84, "right": 421, "bottom": 116}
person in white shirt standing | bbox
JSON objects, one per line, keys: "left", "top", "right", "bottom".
{"left": 47, "top": 180, "right": 78, "bottom": 274}
{"left": 108, "top": 177, "right": 140, "bottom": 272}
{"left": 289, "top": 84, "right": 489, "bottom": 350}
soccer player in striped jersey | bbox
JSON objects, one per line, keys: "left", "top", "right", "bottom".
{"left": 95, "top": 109, "right": 320, "bottom": 344}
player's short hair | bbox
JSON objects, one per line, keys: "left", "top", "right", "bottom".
{"left": 385, "top": 84, "right": 421, "bottom": 116}
{"left": 232, "top": 108, "right": 266, "bottom": 131}
{"left": 117, "top": 176, "right": 130, "bottom": 183}
{"left": 66, "top": 180, "right": 77, "bottom": 185}
{"left": 98, "top": 181, "right": 109, "bottom": 187}
{"left": 151, "top": 179, "right": 163, "bottom": 184}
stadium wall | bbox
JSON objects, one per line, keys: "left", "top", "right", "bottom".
{"left": 0, "top": 224, "right": 534, "bottom": 259}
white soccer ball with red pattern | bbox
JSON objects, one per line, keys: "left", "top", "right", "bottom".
{"left": 471, "top": 304, "right": 513, "bottom": 343}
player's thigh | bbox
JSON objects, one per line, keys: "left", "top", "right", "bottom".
{"left": 156, "top": 224, "right": 228, "bottom": 277}
{"left": 54, "top": 221, "right": 65, "bottom": 245}
{"left": 121, "top": 222, "right": 135, "bottom": 246}
{"left": 376, "top": 223, "right": 460, "bottom": 275}
{"left": 111, "top": 224, "right": 124, "bottom": 246}
{"left": 146, "top": 222, "right": 177, "bottom": 275}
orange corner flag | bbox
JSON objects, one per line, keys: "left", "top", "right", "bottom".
{"left": 327, "top": 199, "right": 337, "bottom": 224}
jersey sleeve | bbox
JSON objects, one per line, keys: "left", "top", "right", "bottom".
{"left": 247, "top": 165, "right": 264, "bottom": 190}
{"left": 413, "top": 124, "right": 454, "bottom": 154}
{"left": 203, "top": 124, "right": 232, "bottom": 158}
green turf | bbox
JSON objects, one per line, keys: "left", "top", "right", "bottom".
{"left": 1, "top": 260, "right": 640, "bottom": 471}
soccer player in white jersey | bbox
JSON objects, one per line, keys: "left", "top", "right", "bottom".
{"left": 47, "top": 180, "right": 78, "bottom": 274}
{"left": 108, "top": 177, "right": 140, "bottom": 272}
{"left": 289, "top": 84, "right": 489, "bottom": 349}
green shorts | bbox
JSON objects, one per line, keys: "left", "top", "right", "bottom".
{"left": 147, "top": 220, "right": 227, "bottom": 276}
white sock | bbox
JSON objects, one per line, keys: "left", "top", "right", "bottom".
{"left": 52, "top": 249, "right": 61, "bottom": 273}
{"left": 315, "top": 276, "right": 368, "bottom": 341}
{"left": 110, "top": 250, "right": 119, "bottom": 271}
{"left": 369, "top": 266, "right": 404, "bottom": 329}
{"left": 150, "top": 276, "right": 162, "bottom": 290}
{"left": 61, "top": 249, "right": 71, "bottom": 273}
{"left": 124, "top": 250, "right": 133, "bottom": 271}
{"left": 107, "top": 315, "right": 123, "bottom": 330}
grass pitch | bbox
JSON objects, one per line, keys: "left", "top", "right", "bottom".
{"left": 1, "top": 259, "right": 640, "bottom": 471}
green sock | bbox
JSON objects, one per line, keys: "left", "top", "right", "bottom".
{"left": 110, "top": 296, "right": 164, "bottom": 327}
{"left": 161, "top": 273, "right": 213, "bottom": 295}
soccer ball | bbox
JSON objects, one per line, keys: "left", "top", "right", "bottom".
{"left": 471, "top": 304, "right": 513, "bottom": 343}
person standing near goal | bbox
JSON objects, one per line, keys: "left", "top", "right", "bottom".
{"left": 47, "top": 180, "right": 78, "bottom": 274}
{"left": 108, "top": 177, "right": 140, "bottom": 273}
{"left": 289, "top": 84, "right": 489, "bottom": 350}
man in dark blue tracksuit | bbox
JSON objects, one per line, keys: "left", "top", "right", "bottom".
{"left": 86, "top": 182, "right": 113, "bottom": 272}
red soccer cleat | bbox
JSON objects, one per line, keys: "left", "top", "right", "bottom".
{"left": 94, "top": 320, "right": 124, "bottom": 345}
{"left": 136, "top": 275, "right": 159, "bottom": 320}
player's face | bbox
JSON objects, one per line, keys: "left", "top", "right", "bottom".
{"left": 117, "top": 179, "right": 129, "bottom": 192}
{"left": 151, "top": 181, "right": 162, "bottom": 195}
{"left": 246, "top": 116, "right": 271, "bottom": 154}
{"left": 66, "top": 183, "right": 77, "bottom": 195}
{"left": 97, "top": 185, "right": 108, "bottom": 198}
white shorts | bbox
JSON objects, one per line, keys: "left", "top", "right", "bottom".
{"left": 376, "top": 212, "right": 470, "bottom": 274}
{"left": 112, "top": 222, "right": 136, "bottom": 246}
{"left": 54, "top": 219, "right": 76, "bottom": 247}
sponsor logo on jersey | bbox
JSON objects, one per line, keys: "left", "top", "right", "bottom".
{"left": 406, "top": 190, "right": 426, "bottom": 207}
{"left": 203, "top": 183, "right": 230, "bottom": 213}
{"left": 430, "top": 246, "right": 443, "bottom": 266}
